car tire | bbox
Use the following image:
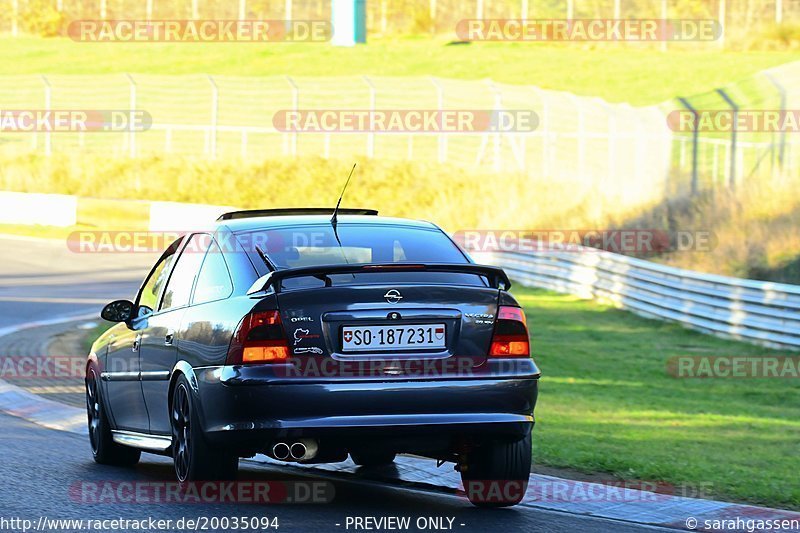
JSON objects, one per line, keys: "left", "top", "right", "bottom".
{"left": 85, "top": 366, "right": 141, "bottom": 466}
{"left": 461, "top": 432, "right": 532, "bottom": 508}
{"left": 171, "top": 375, "right": 238, "bottom": 483}
{"left": 350, "top": 450, "right": 397, "bottom": 467}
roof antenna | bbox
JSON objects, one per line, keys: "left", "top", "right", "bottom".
{"left": 331, "top": 163, "right": 357, "bottom": 233}
{"left": 331, "top": 163, "right": 357, "bottom": 273}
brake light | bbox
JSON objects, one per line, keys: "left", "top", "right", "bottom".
{"left": 227, "top": 310, "right": 290, "bottom": 365}
{"left": 489, "top": 306, "right": 530, "bottom": 358}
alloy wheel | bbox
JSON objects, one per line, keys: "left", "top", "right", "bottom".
{"left": 172, "top": 383, "right": 192, "bottom": 482}
{"left": 85, "top": 369, "right": 101, "bottom": 454}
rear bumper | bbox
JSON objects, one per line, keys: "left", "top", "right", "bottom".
{"left": 192, "top": 362, "right": 539, "bottom": 451}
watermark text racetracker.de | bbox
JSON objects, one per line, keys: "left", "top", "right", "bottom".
{"left": 456, "top": 19, "right": 722, "bottom": 42}
{"left": 68, "top": 20, "right": 332, "bottom": 42}
{"left": 67, "top": 230, "right": 323, "bottom": 254}
{"left": 0, "top": 110, "right": 151, "bottom": 132}
{"left": 69, "top": 480, "right": 333, "bottom": 505}
{"left": 461, "top": 479, "right": 714, "bottom": 505}
{"left": 272, "top": 109, "right": 539, "bottom": 133}
{"left": 667, "top": 356, "right": 800, "bottom": 379}
{"left": 453, "top": 229, "right": 716, "bottom": 254}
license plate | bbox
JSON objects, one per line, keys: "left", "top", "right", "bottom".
{"left": 341, "top": 324, "right": 446, "bottom": 352}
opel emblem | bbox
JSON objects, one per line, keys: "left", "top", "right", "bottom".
{"left": 384, "top": 289, "right": 403, "bottom": 304}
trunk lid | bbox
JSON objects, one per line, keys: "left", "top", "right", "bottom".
{"left": 275, "top": 283, "right": 499, "bottom": 380}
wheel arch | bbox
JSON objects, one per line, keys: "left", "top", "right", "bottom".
{"left": 167, "top": 361, "right": 201, "bottom": 426}
{"left": 84, "top": 355, "right": 118, "bottom": 432}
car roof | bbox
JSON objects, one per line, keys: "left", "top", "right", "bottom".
{"left": 220, "top": 215, "right": 439, "bottom": 233}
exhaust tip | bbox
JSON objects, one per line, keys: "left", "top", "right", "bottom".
{"left": 272, "top": 442, "right": 290, "bottom": 461}
{"left": 290, "top": 442, "right": 307, "bottom": 460}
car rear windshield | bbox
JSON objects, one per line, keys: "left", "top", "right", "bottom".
{"left": 236, "top": 223, "right": 485, "bottom": 288}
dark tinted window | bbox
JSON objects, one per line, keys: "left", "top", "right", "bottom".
{"left": 238, "top": 223, "right": 467, "bottom": 269}
{"left": 237, "top": 223, "right": 484, "bottom": 289}
{"left": 160, "top": 234, "right": 209, "bottom": 310}
{"left": 193, "top": 240, "right": 233, "bottom": 304}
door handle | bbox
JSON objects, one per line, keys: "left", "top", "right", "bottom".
{"left": 165, "top": 329, "right": 175, "bottom": 345}
{"left": 132, "top": 333, "right": 142, "bottom": 352}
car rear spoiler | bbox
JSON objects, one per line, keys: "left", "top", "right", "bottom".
{"left": 246, "top": 263, "right": 511, "bottom": 295}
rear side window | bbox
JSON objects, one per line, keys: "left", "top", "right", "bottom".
{"left": 160, "top": 234, "right": 209, "bottom": 311}
{"left": 193, "top": 240, "right": 233, "bottom": 305}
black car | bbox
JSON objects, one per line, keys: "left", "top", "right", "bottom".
{"left": 87, "top": 208, "right": 540, "bottom": 507}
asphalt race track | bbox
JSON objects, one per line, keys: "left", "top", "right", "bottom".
{"left": 0, "top": 236, "right": 672, "bottom": 532}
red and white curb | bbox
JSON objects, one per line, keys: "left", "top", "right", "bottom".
{"left": 0, "top": 317, "right": 798, "bottom": 532}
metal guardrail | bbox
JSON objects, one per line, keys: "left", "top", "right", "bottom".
{"left": 470, "top": 249, "right": 800, "bottom": 350}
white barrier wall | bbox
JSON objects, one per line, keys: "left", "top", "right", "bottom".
{"left": 148, "top": 201, "right": 236, "bottom": 232}
{"left": 0, "top": 192, "right": 77, "bottom": 227}
{"left": 471, "top": 249, "right": 800, "bottom": 351}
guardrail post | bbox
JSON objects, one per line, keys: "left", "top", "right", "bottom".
{"left": 718, "top": 0, "right": 726, "bottom": 49}
{"left": 614, "top": 0, "right": 621, "bottom": 18}
{"left": 632, "top": 105, "right": 646, "bottom": 185}
{"left": 660, "top": 0, "right": 668, "bottom": 52}
{"left": 125, "top": 73, "right": 137, "bottom": 158}
{"left": 207, "top": 75, "right": 218, "bottom": 159}
{"left": 678, "top": 97, "right": 699, "bottom": 194}
{"left": 286, "top": 76, "right": 299, "bottom": 157}
{"left": 532, "top": 87, "right": 550, "bottom": 179}
{"left": 715, "top": 88, "right": 738, "bottom": 189}
{"left": 567, "top": 93, "right": 586, "bottom": 180}
{"left": 430, "top": 77, "right": 446, "bottom": 163}
{"left": 488, "top": 80, "right": 502, "bottom": 173}
{"left": 41, "top": 75, "right": 51, "bottom": 156}
{"left": 599, "top": 100, "right": 617, "bottom": 184}
{"left": 763, "top": 71, "right": 787, "bottom": 173}
{"left": 101, "top": 0, "right": 107, "bottom": 19}
{"left": 11, "top": 0, "right": 18, "bottom": 37}
{"left": 363, "top": 75, "right": 376, "bottom": 158}
{"left": 285, "top": 0, "right": 292, "bottom": 21}
{"left": 239, "top": 0, "right": 246, "bottom": 21}
{"left": 191, "top": 0, "right": 198, "bottom": 19}
{"left": 146, "top": 0, "right": 153, "bottom": 20}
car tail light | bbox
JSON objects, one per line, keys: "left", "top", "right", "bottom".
{"left": 489, "top": 306, "right": 530, "bottom": 358}
{"left": 227, "top": 310, "right": 290, "bottom": 365}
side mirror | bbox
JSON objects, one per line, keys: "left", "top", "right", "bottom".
{"left": 101, "top": 300, "right": 134, "bottom": 323}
